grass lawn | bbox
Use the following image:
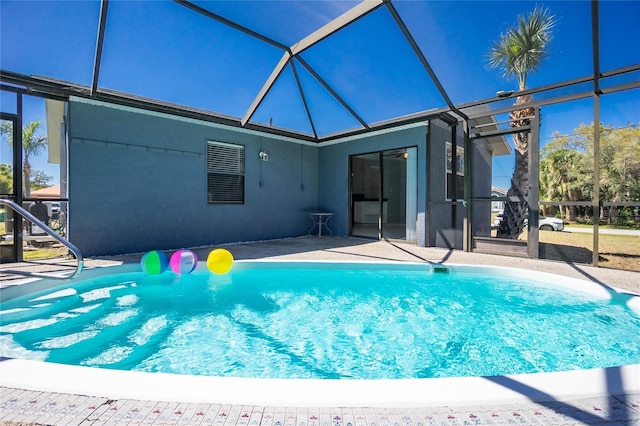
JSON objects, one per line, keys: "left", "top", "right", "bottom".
{"left": 22, "top": 245, "right": 69, "bottom": 261}
{"left": 539, "top": 231, "right": 640, "bottom": 272}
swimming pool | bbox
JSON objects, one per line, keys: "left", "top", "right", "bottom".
{"left": 0, "top": 260, "right": 640, "bottom": 407}
{"left": 1, "top": 260, "right": 640, "bottom": 406}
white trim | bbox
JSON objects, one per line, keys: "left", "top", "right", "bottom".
{"left": 2, "top": 358, "right": 638, "bottom": 407}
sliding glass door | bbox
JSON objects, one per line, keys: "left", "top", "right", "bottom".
{"left": 350, "top": 147, "right": 417, "bottom": 241}
{"left": 1, "top": 115, "right": 18, "bottom": 262}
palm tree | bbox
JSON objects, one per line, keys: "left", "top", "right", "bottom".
{"left": 0, "top": 120, "right": 48, "bottom": 198}
{"left": 487, "top": 6, "right": 556, "bottom": 239}
{"left": 540, "top": 135, "right": 589, "bottom": 220}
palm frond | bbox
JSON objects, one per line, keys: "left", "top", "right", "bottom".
{"left": 486, "top": 5, "right": 556, "bottom": 90}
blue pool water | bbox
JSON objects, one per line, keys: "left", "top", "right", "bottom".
{"left": 1, "top": 262, "right": 639, "bottom": 380}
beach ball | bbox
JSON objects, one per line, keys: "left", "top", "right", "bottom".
{"left": 170, "top": 250, "right": 198, "bottom": 274}
{"left": 140, "top": 250, "right": 169, "bottom": 275}
{"left": 207, "top": 248, "right": 234, "bottom": 274}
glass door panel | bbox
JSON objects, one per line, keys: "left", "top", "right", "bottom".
{"left": 351, "top": 152, "right": 381, "bottom": 239}
{"left": 381, "top": 149, "right": 403, "bottom": 239}
{"left": 1, "top": 116, "right": 17, "bottom": 262}
{"left": 351, "top": 147, "right": 417, "bottom": 241}
{"left": 405, "top": 147, "right": 417, "bottom": 241}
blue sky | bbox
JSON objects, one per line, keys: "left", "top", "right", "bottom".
{"left": 1, "top": 0, "right": 639, "bottom": 190}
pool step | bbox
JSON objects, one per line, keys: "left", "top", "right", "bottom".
{"left": 81, "top": 315, "right": 172, "bottom": 370}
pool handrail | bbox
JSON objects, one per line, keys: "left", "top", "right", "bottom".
{"left": 0, "top": 198, "right": 84, "bottom": 279}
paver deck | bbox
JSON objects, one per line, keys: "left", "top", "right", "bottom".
{"left": 2, "top": 387, "right": 639, "bottom": 425}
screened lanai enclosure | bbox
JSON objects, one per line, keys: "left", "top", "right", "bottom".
{"left": 1, "top": 0, "right": 639, "bottom": 270}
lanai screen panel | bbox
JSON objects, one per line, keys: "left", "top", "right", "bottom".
{"left": 0, "top": 1, "right": 100, "bottom": 86}
{"left": 98, "top": 1, "right": 285, "bottom": 119}
{"left": 191, "top": 1, "right": 359, "bottom": 46}
{"left": 1, "top": 0, "right": 639, "bottom": 139}
{"left": 600, "top": 1, "right": 640, "bottom": 72}
{"left": 297, "top": 5, "right": 446, "bottom": 133}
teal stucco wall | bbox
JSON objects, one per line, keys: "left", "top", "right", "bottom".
{"left": 67, "top": 99, "right": 492, "bottom": 256}
{"left": 68, "top": 99, "right": 319, "bottom": 256}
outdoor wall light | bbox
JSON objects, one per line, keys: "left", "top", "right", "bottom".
{"left": 259, "top": 151, "right": 269, "bottom": 161}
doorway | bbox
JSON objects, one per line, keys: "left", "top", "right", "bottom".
{"left": 1, "top": 93, "right": 68, "bottom": 264}
{"left": 470, "top": 109, "right": 540, "bottom": 258}
{"left": 350, "top": 147, "right": 417, "bottom": 241}
{"left": 0, "top": 114, "right": 20, "bottom": 262}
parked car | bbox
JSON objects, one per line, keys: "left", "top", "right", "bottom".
{"left": 537, "top": 216, "right": 564, "bottom": 231}
{"left": 493, "top": 213, "right": 564, "bottom": 231}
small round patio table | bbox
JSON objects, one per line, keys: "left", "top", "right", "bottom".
{"left": 307, "top": 212, "right": 333, "bottom": 237}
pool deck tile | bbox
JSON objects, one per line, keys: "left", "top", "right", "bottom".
{"left": 3, "top": 388, "right": 640, "bottom": 425}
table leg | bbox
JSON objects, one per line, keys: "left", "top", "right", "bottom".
{"left": 325, "top": 215, "right": 333, "bottom": 236}
{"left": 308, "top": 214, "right": 333, "bottom": 237}
{"left": 308, "top": 216, "right": 318, "bottom": 236}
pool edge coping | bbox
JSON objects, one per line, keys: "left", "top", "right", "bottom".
{"left": 1, "top": 359, "right": 639, "bottom": 407}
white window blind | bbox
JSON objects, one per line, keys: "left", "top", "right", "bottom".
{"left": 207, "top": 141, "right": 245, "bottom": 204}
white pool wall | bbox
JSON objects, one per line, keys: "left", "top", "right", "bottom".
{"left": 1, "top": 358, "right": 639, "bottom": 407}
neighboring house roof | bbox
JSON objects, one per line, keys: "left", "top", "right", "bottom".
{"left": 491, "top": 186, "right": 508, "bottom": 196}
{"left": 30, "top": 185, "right": 60, "bottom": 199}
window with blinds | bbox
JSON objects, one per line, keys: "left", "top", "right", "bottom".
{"left": 207, "top": 141, "right": 245, "bottom": 204}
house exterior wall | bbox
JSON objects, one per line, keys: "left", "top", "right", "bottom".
{"left": 67, "top": 99, "right": 319, "bottom": 256}
{"left": 427, "top": 121, "right": 458, "bottom": 248}
{"left": 67, "top": 99, "right": 492, "bottom": 256}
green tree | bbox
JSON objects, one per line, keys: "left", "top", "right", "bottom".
{"left": 540, "top": 131, "right": 591, "bottom": 220}
{"left": 0, "top": 163, "right": 12, "bottom": 194}
{"left": 0, "top": 120, "right": 48, "bottom": 198}
{"left": 540, "top": 123, "right": 640, "bottom": 222}
{"left": 487, "top": 6, "right": 556, "bottom": 238}
{"left": 30, "top": 170, "right": 53, "bottom": 191}
{"left": 575, "top": 123, "right": 640, "bottom": 221}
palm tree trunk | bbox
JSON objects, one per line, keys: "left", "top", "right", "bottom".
{"left": 23, "top": 155, "right": 32, "bottom": 198}
{"left": 496, "top": 95, "right": 533, "bottom": 239}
